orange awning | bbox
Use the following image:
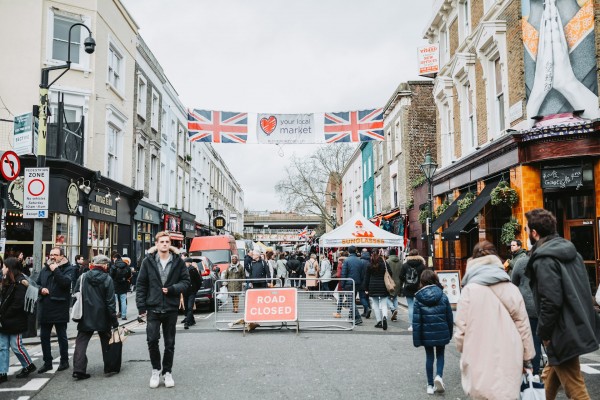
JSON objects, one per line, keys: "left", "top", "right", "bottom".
{"left": 383, "top": 210, "right": 400, "bottom": 220}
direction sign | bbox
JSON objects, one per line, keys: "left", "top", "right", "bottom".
{"left": 23, "top": 167, "right": 49, "bottom": 219}
{"left": 0, "top": 151, "right": 21, "bottom": 181}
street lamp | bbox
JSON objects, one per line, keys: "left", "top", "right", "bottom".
{"left": 32, "top": 23, "right": 95, "bottom": 280}
{"left": 205, "top": 202, "right": 213, "bottom": 235}
{"left": 419, "top": 149, "right": 438, "bottom": 268}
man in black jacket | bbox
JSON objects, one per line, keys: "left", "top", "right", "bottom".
{"left": 525, "top": 208, "right": 599, "bottom": 399}
{"left": 72, "top": 255, "right": 118, "bottom": 380}
{"left": 247, "top": 250, "right": 268, "bottom": 288}
{"left": 182, "top": 258, "right": 202, "bottom": 329}
{"left": 136, "top": 231, "right": 190, "bottom": 389}
{"left": 36, "top": 247, "right": 76, "bottom": 374}
{"left": 110, "top": 253, "right": 131, "bottom": 320}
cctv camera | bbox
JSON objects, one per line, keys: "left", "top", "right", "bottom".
{"left": 84, "top": 36, "right": 96, "bottom": 54}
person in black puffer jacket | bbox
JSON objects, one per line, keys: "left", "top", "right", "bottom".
{"left": 413, "top": 269, "right": 453, "bottom": 395}
{"left": 364, "top": 250, "right": 391, "bottom": 330}
{"left": 72, "top": 255, "right": 119, "bottom": 380}
{"left": 110, "top": 254, "right": 132, "bottom": 320}
{"left": 0, "top": 258, "right": 37, "bottom": 383}
{"left": 400, "top": 249, "right": 428, "bottom": 331}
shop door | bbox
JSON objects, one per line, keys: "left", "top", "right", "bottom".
{"left": 564, "top": 221, "right": 597, "bottom": 292}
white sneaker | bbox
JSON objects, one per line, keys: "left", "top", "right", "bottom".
{"left": 434, "top": 375, "right": 445, "bottom": 393}
{"left": 164, "top": 372, "right": 175, "bottom": 388}
{"left": 408, "top": 325, "right": 413, "bottom": 332}
{"left": 426, "top": 385, "right": 434, "bottom": 395}
{"left": 149, "top": 369, "right": 160, "bottom": 388}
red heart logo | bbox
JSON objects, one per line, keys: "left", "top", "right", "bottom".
{"left": 260, "top": 116, "right": 277, "bottom": 135}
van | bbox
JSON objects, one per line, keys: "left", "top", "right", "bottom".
{"left": 189, "top": 235, "right": 238, "bottom": 273}
{"left": 235, "top": 240, "right": 247, "bottom": 263}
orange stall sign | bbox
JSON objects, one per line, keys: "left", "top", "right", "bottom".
{"left": 244, "top": 288, "right": 298, "bottom": 323}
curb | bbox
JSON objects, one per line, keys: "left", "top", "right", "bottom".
{"left": 22, "top": 319, "right": 139, "bottom": 346}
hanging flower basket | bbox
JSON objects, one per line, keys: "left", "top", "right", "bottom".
{"left": 490, "top": 181, "right": 518, "bottom": 207}
{"left": 500, "top": 217, "right": 520, "bottom": 245}
{"left": 435, "top": 200, "right": 450, "bottom": 218}
{"left": 457, "top": 192, "right": 476, "bottom": 216}
{"left": 418, "top": 207, "right": 431, "bottom": 224}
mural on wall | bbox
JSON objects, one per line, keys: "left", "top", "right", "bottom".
{"left": 523, "top": 0, "right": 599, "bottom": 121}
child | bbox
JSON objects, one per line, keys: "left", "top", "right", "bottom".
{"left": 412, "top": 269, "right": 453, "bottom": 395}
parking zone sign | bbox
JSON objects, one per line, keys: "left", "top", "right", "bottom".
{"left": 23, "top": 167, "right": 49, "bottom": 219}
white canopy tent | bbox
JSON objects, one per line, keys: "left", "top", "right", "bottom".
{"left": 319, "top": 213, "right": 403, "bottom": 248}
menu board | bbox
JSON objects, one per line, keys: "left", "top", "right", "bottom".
{"left": 438, "top": 270, "right": 461, "bottom": 305}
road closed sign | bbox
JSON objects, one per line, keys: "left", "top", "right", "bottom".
{"left": 244, "top": 288, "right": 297, "bottom": 323}
{"left": 23, "top": 167, "right": 49, "bottom": 219}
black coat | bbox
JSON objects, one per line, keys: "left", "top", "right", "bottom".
{"left": 111, "top": 260, "right": 132, "bottom": 294}
{"left": 36, "top": 259, "right": 76, "bottom": 324}
{"left": 364, "top": 260, "right": 389, "bottom": 297}
{"left": 0, "top": 274, "right": 29, "bottom": 334}
{"left": 248, "top": 259, "right": 268, "bottom": 280}
{"left": 186, "top": 265, "right": 202, "bottom": 296}
{"left": 74, "top": 269, "right": 117, "bottom": 332}
{"left": 286, "top": 258, "right": 301, "bottom": 276}
{"left": 400, "top": 255, "right": 428, "bottom": 297}
{"left": 526, "top": 235, "right": 600, "bottom": 365}
{"left": 136, "top": 247, "right": 190, "bottom": 314}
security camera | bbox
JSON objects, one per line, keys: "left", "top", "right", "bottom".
{"left": 84, "top": 36, "right": 96, "bottom": 54}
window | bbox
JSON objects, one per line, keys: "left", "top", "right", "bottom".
{"left": 178, "top": 125, "right": 185, "bottom": 158}
{"left": 108, "top": 43, "right": 124, "bottom": 93}
{"left": 462, "top": 0, "right": 471, "bottom": 38}
{"left": 467, "top": 83, "right": 475, "bottom": 148}
{"left": 379, "top": 142, "right": 384, "bottom": 166}
{"left": 367, "top": 156, "right": 372, "bottom": 177}
{"left": 395, "top": 121, "right": 402, "bottom": 154}
{"left": 150, "top": 155, "right": 158, "bottom": 201}
{"left": 161, "top": 108, "right": 168, "bottom": 141}
{"left": 105, "top": 106, "right": 126, "bottom": 181}
{"left": 387, "top": 129, "right": 392, "bottom": 161}
{"left": 52, "top": 16, "right": 81, "bottom": 64}
{"left": 137, "top": 76, "right": 147, "bottom": 119}
{"left": 87, "top": 219, "right": 113, "bottom": 258}
{"left": 392, "top": 175, "right": 398, "bottom": 208}
{"left": 177, "top": 171, "right": 183, "bottom": 209}
{"left": 136, "top": 145, "right": 145, "bottom": 191}
{"left": 151, "top": 90, "right": 159, "bottom": 130}
{"left": 439, "top": 27, "right": 450, "bottom": 65}
{"left": 106, "top": 125, "right": 119, "bottom": 180}
{"left": 160, "top": 162, "right": 166, "bottom": 203}
{"left": 169, "top": 169, "right": 176, "bottom": 205}
{"left": 494, "top": 58, "right": 505, "bottom": 133}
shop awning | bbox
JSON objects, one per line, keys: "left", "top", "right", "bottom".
{"left": 383, "top": 210, "right": 400, "bottom": 220}
{"left": 431, "top": 192, "right": 467, "bottom": 233}
{"left": 441, "top": 179, "right": 501, "bottom": 241}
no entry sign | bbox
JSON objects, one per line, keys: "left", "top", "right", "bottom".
{"left": 23, "top": 167, "right": 49, "bottom": 219}
{"left": 244, "top": 288, "right": 297, "bottom": 323}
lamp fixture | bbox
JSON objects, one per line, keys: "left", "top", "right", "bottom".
{"left": 76, "top": 178, "right": 91, "bottom": 195}
{"left": 115, "top": 191, "right": 121, "bottom": 202}
{"left": 105, "top": 188, "right": 111, "bottom": 199}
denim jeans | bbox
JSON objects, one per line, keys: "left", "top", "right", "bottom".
{"left": 115, "top": 293, "right": 127, "bottom": 318}
{"left": 358, "top": 290, "right": 370, "bottom": 314}
{"left": 146, "top": 311, "right": 178, "bottom": 374}
{"left": 40, "top": 323, "right": 68, "bottom": 366}
{"left": 529, "top": 317, "right": 542, "bottom": 375}
{"left": 370, "top": 296, "right": 389, "bottom": 322}
{"left": 425, "top": 345, "right": 445, "bottom": 385}
{"left": 10, "top": 334, "right": 33, "bottom": 368}
{"left": 185, "top": 293, "right": 196, "bottom": 325}
{"left": 406, "top": 296, "right": 415, "bottom": 326}
{"left": 387, "top": 295, "right": 398, "bottom": 312}
{"left": 336, "top": 292, "right": 359, "bottom": 320}
{"left": 0, "top": 333, "right": 9, "bottom": 373}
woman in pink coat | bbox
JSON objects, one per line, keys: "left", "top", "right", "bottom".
{"left": 455, "top": 241, "right": 535, "bottom": 399}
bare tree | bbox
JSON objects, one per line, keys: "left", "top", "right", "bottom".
{"left": 275, "top": 144, "right": 354, "bottom": 221}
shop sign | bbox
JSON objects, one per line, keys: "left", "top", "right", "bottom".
{"left": 541, "top": 167, "right": 583, "bottom": 189}
{"left": 89, "top": 192, "right": 117, "bottom": 218}
{"left": 7, "top": 177, "right": 23, "bottom": 209}
{"left": 135, "top": 206, "right": 160, "bottom": 224}
{"left": 417, "top": 44, "right": 439, "bottom": 77}
{"left": 164, "top": 215, "right": 181, "bottom": 232}
{"left": 213, "top": 216, "right": 226, "bottom": 229}
{"left": 13, "top": 112, "right": 36, "bottom": 156}
{"left": 182, "top": 220, "right": 195, "bottom": 232}
{"left": 66, "top": 182, "right": 79, "bottom": 214}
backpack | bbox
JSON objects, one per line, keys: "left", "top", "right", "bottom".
{"left": 405, "top": 266, "right": 419, "bottom": 288}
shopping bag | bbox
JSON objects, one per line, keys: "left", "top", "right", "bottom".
{"left": 104, "top": 329, "right": 123, "bottom": 374}
{"left": 520, "top": 372, "right": 545, "bottom": 400}
{"left": 71, "top": 274, "right": 85, "bottom": 322}
{"left": 217, "top": 286, "right": 229, "bottom": 304}
{"left": 333, "top": 286, "right": 340, "bottom": 302}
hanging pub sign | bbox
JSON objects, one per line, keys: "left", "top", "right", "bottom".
{"left": 541, "top": 166, "right": 583, "bottom": 189}
{"left": 213, "top": 216, "right": 226, "bottom": 229}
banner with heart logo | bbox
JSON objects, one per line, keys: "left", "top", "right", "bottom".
{"left": 256, "top": 113, "right": 316, "bottom": 144}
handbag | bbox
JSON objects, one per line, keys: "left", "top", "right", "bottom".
{"left": 520, "top": 372, "right": 545, "bottom": 399}
{"left": 104, "top": 328, "right": 123, "bottom": 374}
{"left": 383, "top": 262, "right": 396, "bottom": 294}
{"left": 71, "top": 274, "right": 85, "bottom": 322}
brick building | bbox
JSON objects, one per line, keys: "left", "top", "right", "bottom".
{"left": 424, "top": 0, "right": 600, "bottom": 290}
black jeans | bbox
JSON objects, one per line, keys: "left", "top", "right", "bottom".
{"left": 73, "top": 330, "right": 110, "bottom": 374}
{"left": 40, "top": 322, "right": 68, "bottom": 366}
{"left": 146, "top": 311, "right": 178, "bottom": 374}
{"left": 184, "top": 293, "right": 195, "bottom": 325}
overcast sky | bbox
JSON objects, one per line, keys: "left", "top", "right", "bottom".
{"left": 122, "top": 0, "right": 436, "bottom": 211}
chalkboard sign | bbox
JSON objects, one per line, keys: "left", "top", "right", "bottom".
{"left": 541, "top": 167, "right": 583, "bottom": 189}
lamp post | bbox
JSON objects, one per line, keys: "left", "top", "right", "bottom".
{"left": 205, "top": 202, "right": 213, "bottom": 236}
{"left": 419, "top": 149, "right": 438, "bottom": 268}
{"left": 32, "top": 23, "right": 95, "bottom": 280}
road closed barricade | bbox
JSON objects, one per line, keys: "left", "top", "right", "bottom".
{"left": 245, "top": 287, "right": 297, "bottom": 323}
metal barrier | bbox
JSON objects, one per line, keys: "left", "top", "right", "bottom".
{"left": 214, "top": 278, "right": 356, "bottom": 331}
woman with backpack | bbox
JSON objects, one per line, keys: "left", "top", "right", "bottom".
{"left": 304, "top": 253, "right": 319, "bottom": 297}
{"left": 412, "top": 269, "right": 453, "bottom": 395}
{"left": 400, "top": 249, "right": 427, "bottom": 331}
{"left": 0, "top": 257, "right": 37, "bottom": 384}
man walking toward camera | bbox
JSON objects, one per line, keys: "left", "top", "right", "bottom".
{"left": 136, "top": 231, "right": 190, "bottom": 389}
{"left": 525, "top": 208, "right": 599, "bottom": 400}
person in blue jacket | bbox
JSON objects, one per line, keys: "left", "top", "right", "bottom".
{"left": 412, "top": 269, "right": 453, "bottom": 396}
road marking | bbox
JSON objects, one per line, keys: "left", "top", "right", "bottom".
{"left": 0, "top": 378, "right": 49, "bottom": 392}
{"left": 581, "top": 363, "right": 600, "bottom": 374}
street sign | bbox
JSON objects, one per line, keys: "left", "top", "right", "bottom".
{"left": 23, "top": 167, "right": 49, "bottom": 219}
{"left": 13, "top": 112, "right": 35, "bottom": 156}
{"left": 244, "top": 288, "right": 298, "bottom": 323}
{"left": 0, "top": 151, "right": 21, "bottom": 181}
{"left": 213, "top": 216, "right": 226, "bottom": 229}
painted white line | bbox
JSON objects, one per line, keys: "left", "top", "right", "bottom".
{"left": 16, "top": 396, "right": 30, "bottom": 400}
{"left": 0, "top": 378, "right": 49, "bottom": 392}
{"left": 581, "top": 364, "right": 600, "bottom": 374}
{"left": 200, "top": 313, "right": 214, "bottom": 320}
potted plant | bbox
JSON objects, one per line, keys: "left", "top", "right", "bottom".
{"left": 407, "top": 198, "right": 414, "bottom": 210}
{"left": 491, "top": 181, "right": 518, "bottom": 207}
{"left": 435, "top": 200, "right": 450, "bottom": 218}
{"left": 457, "top": 192, "right": 476, "bottom": 216}
{"left": 411, "top": 174, "right": 427, "bottom": 189}
{"left": 418, "top": 207, "right": 431, "bottom": 224}
{"left": 185, "top": 154, "right": 192, "bottom": 162}
{"left": 501, "top": 217, "right": 520, "bottom": 245}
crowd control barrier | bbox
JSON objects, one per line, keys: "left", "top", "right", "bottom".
{"left": 214, "top": 278, "right": 356, "bottom": 332}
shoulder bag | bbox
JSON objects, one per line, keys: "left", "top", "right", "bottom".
{"left": 384, "top": 261, "right": 396, "bottom": 294}
{"left": 71, "top": 273, "right": 85, "bottom": 322}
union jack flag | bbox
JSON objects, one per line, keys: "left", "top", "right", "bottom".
{"left": 188, "top": 109, "right": 248, "bottom": 144}
{"left": 324, "top": 108, "right": 384, "bottom": 143}
{"left": 298, "top": 226, "right": 308, "bottom": 238}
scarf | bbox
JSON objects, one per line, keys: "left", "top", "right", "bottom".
{"left": 462, "top": 255, "right": 510, "bottom": 286}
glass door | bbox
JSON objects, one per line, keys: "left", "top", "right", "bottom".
{"left": 564, "top": 221, "right": 597, "bottom": 292}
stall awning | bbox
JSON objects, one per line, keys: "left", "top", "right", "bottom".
{"left": 431, "top": 192, "right": 467, "bottom": 233}
{"left": 383, "top": 210, "right": 400, "bottom": 220}
{"left": 441, "top": 180, "right": 501, "bottom": 241}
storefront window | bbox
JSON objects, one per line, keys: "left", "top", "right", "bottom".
{"left": 88, "top": 219, "right": 113, "bottom": 258}
{"left": 566, "top": 194, "right": 594, "bottom": 220}
{"left": 55, "top": 214, "right": 80, "bottom": 263}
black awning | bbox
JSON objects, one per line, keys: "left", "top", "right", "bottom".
{"left": 441, "top": 179, "right": 501, "bottom": 241}
{"left": 431, "top": 192, "right": 467, "bottom": 233}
